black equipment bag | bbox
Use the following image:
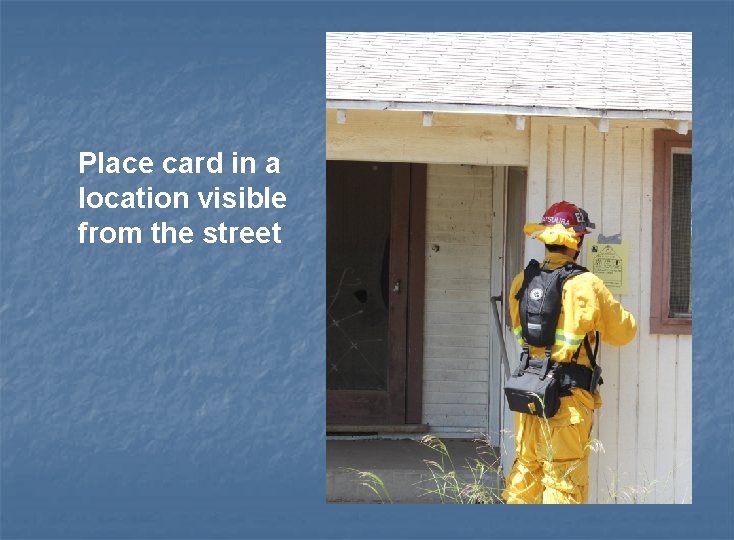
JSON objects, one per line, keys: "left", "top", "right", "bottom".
{"left": 504, "top": 354, "right": 561, "bottom": 418}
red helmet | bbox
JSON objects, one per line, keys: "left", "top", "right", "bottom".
{"left": 541, "top": 201, "right": 595, "bottom": 236}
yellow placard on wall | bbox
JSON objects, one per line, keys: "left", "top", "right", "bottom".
{"left": 586, "top": 239, "right": 628, "bottom": 295}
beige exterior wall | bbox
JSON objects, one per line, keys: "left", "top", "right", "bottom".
{"left": 326, "top": 109, "right": 693, "bottom": 504}
{"left": 423, "top": 164, "right": 494, "bottom": 436}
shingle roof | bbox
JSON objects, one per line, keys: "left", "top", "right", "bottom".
{"left": 327, "top": 33, "right": 692, "bottom": 117}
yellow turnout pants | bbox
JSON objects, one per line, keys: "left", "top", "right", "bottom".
{"left": 503, "top": 390, "right": 596, "bottom": 504}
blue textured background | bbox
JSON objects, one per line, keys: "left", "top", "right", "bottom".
{"left": 1, "top": 2, "right": 732, "bottom": 539}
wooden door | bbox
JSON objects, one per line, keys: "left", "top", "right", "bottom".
{"left": 326, "top": 161, "right": 425, "bottom": 425}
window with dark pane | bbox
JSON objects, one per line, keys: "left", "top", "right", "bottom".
{"left": 669, "top": 151, "right": 692, "bottom": 317}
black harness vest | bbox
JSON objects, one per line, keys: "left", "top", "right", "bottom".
{"left": 514, "top": 259, "right": 602, "bottom": 395}
{"left": 516, "top": 259, "right": 587, "bottom": 350}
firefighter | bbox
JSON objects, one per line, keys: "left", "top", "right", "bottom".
{"left": 502, "top": 201, "right": 637, "bottom": 504}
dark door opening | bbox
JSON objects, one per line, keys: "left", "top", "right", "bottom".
{"left": 326, "top": 161, "right": 425, "bottom": 426}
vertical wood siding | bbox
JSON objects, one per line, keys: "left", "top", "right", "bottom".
{"left": 530, "top": 121, "right": 692, "bottom": 504}
{"left": 423, "top": 164, "right": 493, "bottom": 436}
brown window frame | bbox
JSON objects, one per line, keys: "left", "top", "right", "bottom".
{"left": 650, "top": 129, "right": 692, "bottom": 335}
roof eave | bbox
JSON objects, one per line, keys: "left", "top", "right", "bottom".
{"left": 326, "top": 99, "right": 692, "bottom": 121}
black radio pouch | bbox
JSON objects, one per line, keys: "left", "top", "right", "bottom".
{"left": 504, "top": 352, "right": 561, "bottom": 418}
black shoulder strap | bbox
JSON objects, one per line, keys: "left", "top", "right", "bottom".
{"left": 585, "top": 331, "right": 600, "bottom": 368}
{"left": 515, "top": 259, "right": 536, "bottom": 349}
{"left": 560, "top": 265, "right": 599, "bottom": 367}
{"left": 571, "top": 331, "right": 600, "bottom": 367}
{"left": 514, "top": 259, "right": 540, "bottom": 301}
{"left": 560, "top": 262, "right": 589, "bottom": 281}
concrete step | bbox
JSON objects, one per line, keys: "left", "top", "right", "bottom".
{"left": 326, "top": 439, "right": 504, "bottom": 504}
